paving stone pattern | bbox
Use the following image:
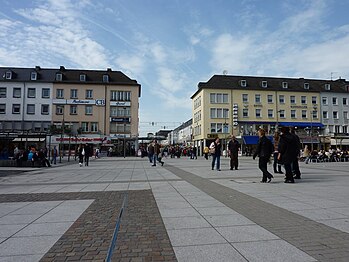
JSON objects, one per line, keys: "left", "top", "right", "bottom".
{"left": 165, "top": 165, "right": 349, "bottom": 262}
{"left": 0, "top": 190, "right": 177, "bottom": 262}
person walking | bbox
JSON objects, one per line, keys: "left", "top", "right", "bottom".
{"left": 51, "top": 146, "right": 58, "bottom": 165}
{"left": 148, "top": 142, "right": 154, "bottom": 164}
{"left": 78, "top": 144, "right": 85, "bottom": 167}
{"left": 290, "top": 127, "right": 302, "bottom": 179}
{"left": 228, "top": 135, "right": 240, "bottom": 170}
{"left": 273, "top": 132, "right": 283, "bottom": 174}
{"left": 278, "top": 126, "right": 299, "bottom": 183}
{"left": 84, "top": 144, "right": 91, "bottom": 166}
{"left": 203, "top": 146, "right": 209, "bottom": 160}
{"left": 303, "top": 145, "right": 311, "bottom": 164}
{"left": 253, "top": 129, "right": 274, "bottom": 183}
{"left": 152, "top": 140, "right": 164, "bottom": 166}
{"left": 210, "top": 137, "right": 222, "bottom": 171}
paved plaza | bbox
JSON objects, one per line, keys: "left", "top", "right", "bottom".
{"left": 0, "top": 156, "right": 349, "bottom": 261}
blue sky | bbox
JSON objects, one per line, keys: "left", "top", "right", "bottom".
{"left": 1, "top": 0, "right": 349, "bottom": 136}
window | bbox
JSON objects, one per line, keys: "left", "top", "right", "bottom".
{"left": 210, "top": 123, "right": 224, "bottom": 133}
{"left": 70, "top": 105, "right": 77, "bottom": 115}
{"left": 290, "top": 96, "right": 296, "bottom": 104}
{"left": 210, "top": 108, "right": 228, "bottom": 118}
{"left": 56, "top": 73, "right": 62, "bottom": 81}
{"left": 111, "top": 91, "right": 131, "bottom": 101}
{"left": 343, "top": 126, "right": 348, "bottom": 133}
{"left": 31, "top": 72, "right": 37, "bottom": 80}
{"left": 243, "top": 108, "right": 248, "bottom": 117}
{"left": 322, "top": 97, "right": 328, "bottom": 105}
{"left": 27, "top": 88, "right": 36, "bottom": 98}
{"left": 42, "top": 88, "right": 50, "bottom": 98}
{"left": 110, "top": 107, "right": 130, "bottom": 117}
{"left": 255, "top": 94, "right": 261, "bottom": 103}
{"left": 70, "top": 89, "right": 78, "bottom": 98}
{"left": 0, "top": 104, "right": 5, "bottom": 114}
{"left": 332, "top": 97, "right": 338, "bottom": 105}
{"left": 279, "top": 95, "right": 285, "bottom": 104}
{"left": 333, "top": 111, "right": 338, "bottom": 119}
{"left": 0, "top": 87, "right": 6, "bottom": 98}
{"left": 304, "top": 83, "right": 310, "bottom": 89}
{"left": 343, "top": 97, "right": 348, "bottom": 106}
{"left": 86, "top": 90, "right": 93, "bottom": 99}
{"left": 85, "top": 105, "right": 93, "bottom": 115}
{"left": 56, "top": 89, "right": 64, "bottom": 98}
{"left": 27, "top": 104, "right": 35, "bottom": 114}
{"left": 56, "top": 105, "right": 64, "bottom": 115}
{"left": 80, "top": 74, "right": 86, "bottom": 82}
{"left": 279, "top": 110, "right": 285, "bottom": 118}
{"left": 312, "top": 96, "right": 317, "bottom": 104}
{"left": 240, "top": 80, "right": 247, "bottom": 87}
{"left": 242, "top": 94, "right": 248, "bottom": 103}
{"left": 209, "top": 93, "right": 228, "bottom": 103}
{"left": 301, "top": 96, "right": 307, "bottom": 104}
{"left": 323, "top": 111, "right": 328, "bottom": 119}
{"left": 12, "top": 104, "right": 20, "bottom": 114}
{"left": 335, "top": 125, "right": 340, "bottom": 133}
{"left": 13, "top": 88, "right": 21, "bottom": 98}
{"left": 255, "top": 109, "right": 261, "bottom": 118}
{"left": 41, "top": 104, "right": 49, "bottom": 115}
{"left": 282, "top": 82, "right": 288, "bottom": 88}
{"left": 81, "top": 122, "right": 89, "bottom": 132}
{"left": 267, "top": 95, "right": 273, "bottom": 103}
{"left": 312, "top": 110, "right": 318, "bottom": 119}
{"left": 343, "top": 111, "right": 348, "bottom": 120}
{"left": 291, "top": 110, "right": 296, "bottom": 118}
{"left": 302, "top": 110, "right": 307, "bottom": 118}
{"left": 5, "top": 71, "right": 12, "bottom": 79}
{"left": 268, "top": 109, "right": 273, "bottom": 118}
{"left": 261, "top": 81, "right": 267, "bottom": 88}
{"left": 325, "top": 84, "right": 331, "bottom": 90}
{"left": 91, "top": 122, "right": 98, "bottom": 132}
{"left": 103, "top": 74, "right": 109, "bottom": 82}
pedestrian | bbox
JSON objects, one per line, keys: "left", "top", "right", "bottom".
{"left": 147, "top": 142, "right": 154, "bottom": 164}
{"left": 228, "top": 135, "right": 240, "bottom": 170}
{"left": 273, "top": 132, "right": 283, "bottom": 174}
{"left": 203, "top": 146, "right": 209, "bottom": 160}
{"left": 210, "top": 137, "right": 222, "bottom": 171}
{"left": 290, "top": 127, "right": 302, "bottom": 179}
{"left": 278, "top": 126, "right": 299, "bottom": 183}
{"left": 152, "top": 140, "right": 164, "bottom": 166}
{"left": 78, "top": 144, "right": 85, "bottom": 167}
{"left": 253, "top": 129, "right": 274, "bottom": 183}
{"left": 303, "top": 145, "right": 311, "bottom": 164}
{"left": 84, "top": 144, "right": 90, "bottom": 166}
{"left": 51, "top": 146, "right": 58, "bottom": 165}
{"left": 158, "top": 145, "right": 165, "bottom": 166}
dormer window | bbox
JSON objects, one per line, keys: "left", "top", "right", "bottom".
{"left": 304, "top": 83, "right": 310, "bottom": 90}
{"left": 240, "top": 80, "right": 247, "bottom": 87}
{"left": 5, "top": 71, "right": 12, "bottom": 79}
{"left": 31, "top": 72, "right": 37, "bottom": 80}
{"left": 80, "top": 74, "right": 86, "bottom": 82}
{"left": 261, "top": 81, "right": 267, "bottom": 88}
{"left": 325, "top": 83, "right": 331, "bottom": 90}
{"left": 103, "top": 74, "right": 109, "bottom": 82}
{"left": 56, "top": 73, "right": 62, "bottom": 81}
{"left": 346, "top": 85, "right": 349, "bottom": 92}
{"left": 282, "top": 82, "right": 288, "bottom": 89}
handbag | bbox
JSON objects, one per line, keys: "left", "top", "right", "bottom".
{"left": 82, "top": 148, "right": 85, "bottom": 156}
{"left": 209, "top": 143, "right": 215, "bottom": 154}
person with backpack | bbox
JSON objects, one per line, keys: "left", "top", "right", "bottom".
{"left": 253, "top": 128, "right": 274, "bottom": 183}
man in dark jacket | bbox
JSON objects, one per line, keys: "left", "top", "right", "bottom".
{"left": 278, "top": 126, "right": 299, "bottom": 183}
{"left": 228, "top": 135, "right": 240, "bottom": 170}
{"left": 290, "top": 127, "right": 302, "bottom": 179}
{"left": 253, "top": 129, "right": 274, "bottom": 183}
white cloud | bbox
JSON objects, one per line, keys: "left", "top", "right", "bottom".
{"left": 115, "top": 54, "right": 145, "bottom": 76}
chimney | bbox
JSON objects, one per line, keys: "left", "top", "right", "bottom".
{"left": 107, "top": 68, "right": 112, "bottom": 72}
{"left": 35, "top": 66, "right": 41, "bottom": 71}
{"left": 59, "top": 66, "right": 66, "bottom": 71}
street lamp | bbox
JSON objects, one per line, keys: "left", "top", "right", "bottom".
{"left": 310, "top": 106, "right": 317, "bottom": 152}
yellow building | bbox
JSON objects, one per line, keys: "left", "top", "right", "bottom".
{"left": 191, "top": 75, "right": 325, "bottom": 154}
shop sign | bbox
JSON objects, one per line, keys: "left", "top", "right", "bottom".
{"left": 110, "top": 101, "right": 131, "bottom": 106}
{"left": 110, "top": 117, "right": 130, "bottom": 123}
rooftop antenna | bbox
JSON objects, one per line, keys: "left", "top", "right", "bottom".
{"left": 330, "top": 72, "right": 337, "bottom": 80}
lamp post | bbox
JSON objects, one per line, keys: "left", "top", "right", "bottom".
{"left": 310, "top": 106, "right": 317, "bottom": 152}
{"left": 123, "top": 107, "right": 127, "bottom": 158}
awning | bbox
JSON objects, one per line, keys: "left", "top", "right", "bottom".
{"left": 243, "top": 136, "right": 273, "bottom": 145}
{"left": 279, "top": 122, "right": 324, "bottom": 128}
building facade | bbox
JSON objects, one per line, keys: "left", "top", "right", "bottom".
{"left": 191, "top": 75, "right": 349, "bottom": 153}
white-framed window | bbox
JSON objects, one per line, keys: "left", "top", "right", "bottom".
{"left": 80, "top": 74, "right": 86, "bottom": 82}
{"left": 56, "top": 105, "right": 64, "bottom": 115}
{"left": 209, "top": 93, "right": 228, "bottom": 103}
{"left": 242, "top": 94, "right": 248, "bottom": 103}
{"left": 12, "top": 104, "right": 20, "bottom": 114}
{"left": 103, "top": 74, "right": 109, "bottom": 82}
{"left": 312, "top": 96, "right": 317, "bottom": 104}
{"left": 343, "top": 97, "right": 348, "bottom": 106}
{"left": 27, "top": 88, "right": 36, "bottom": 98}
{"left": 304, "top": 83, "right": 310, "bottom": 89}
{"left": 301, "top": 96, "right": 307, "bottom": 104}
{"left": 261, "top": 81, "right": 267, "bottom": 88}
{"left": 302, "top": 110, "right": 307, "bottom": 118}
{"left": 282, "top": 82, "right": 288, "bottom": 88}
{"left": 81, "top": 122, "right": 89, "bottom": 132}
{"left": 279, "top": 95, "right": 285, "bottom": 104}
{"left": 110, "top": 107, "right": 130, "bottom": 117}
{"left": 325, "top": 83, "right": 331, "bottom": 90}
{"left": 31, "top": 72, "right": 37, "bottom": 80}
{"left": 343, "top": 111, "right": 348, "bottom": 120}
{"left": 56, "top": 89, "right": 64, "bottom": 99}
{"left": 194, "top": 96, "right": 201, "bottom": 109}
{"left": 41, "top": 104, "right": 49, "bottom": 115}
{"left": 268, "top": 109, "right": 273, "bottom": 118}
{"left": 279, "top": 110, "right": 285, "bottom": 118}
{"left": 70, "top": 105, "right": 77, "bottom": 115}
{"left": 210, "top": 123, "right": 224, "bottom": 133}
{"left": 323, "top": 111, "right": 328, "bottom": 119}
{"left": 312, "top": 110, "right": 318, "bottom": 119}
{"left": 255, "top": 109, "right": 261, "bottom": 118}
{"left": 111, "top": 91, "right": 131, "bottom": 101}
{"left": 290, "top": 96, "right": 296, "bottom": 104}
{"left": 240, "top": 80, "right": 247, "bottom": 87}
{"left": 13, "top": 87, "right": 21, "bottom": 98}
{"left": 322, "top": 97, "right": 328, "bottom": 105}
{"left": 343, "top": 125, "right": 348, "bottom": 133}
{"left": 210, "top": 108, "right": 229, "bottom": 118}
{"left": 91, "top": 122, "right": 98, "bottom": 132}
{"left": 243, "top": 108, "right": 248, "bottom": 117}
{"left": 42, "top": 88, "right": 50, "bottom": 98}
{"left": 332, "top": 97, "right": 338, "bottom": 105}
{"left": 110, "top": 123, "right": 131, "bottom": 133}
{"left": 0, "top": 87, "right": 7, "bottom": 98}
{"left": 267, "top": 95, "right": 273, "bottom": 103}
{"left": 291, "top": 110, "right": 296, "bottom": 118}
{"left": 5, "top": 71, "right": 12, "bottom": 79}
{"left": 56, "top": 73, "right": 62, "bottom": 81}
{"left": 70, "top": 89, "right": 78, "bottom": 98}
{"left": 86, "top": 90, "right": 93, "bottom": 99}
{"left": 255, "top": 94, "right": 261, "bottom": 103}
{"left": 333, "top": 111, "right": 338, "bottom": 119}
{"left": 335, "top": 125, "right": 340, "bottom": 133}
{"left": 27, "top": 104, "right": 35, "bottom": 114}
{"left": 0, "top": 104, "right": 5, "bottom": 114}
{"left": 85, "top": 105, "right": 93, "bottom": 115}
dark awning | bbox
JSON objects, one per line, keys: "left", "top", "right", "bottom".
{"left": 279, "top": 122, "right": 324, "bottom": 128}
{"left": 243, "top": 136, "right": 274, "bottom": 145}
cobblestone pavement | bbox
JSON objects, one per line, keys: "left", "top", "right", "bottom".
{"left": 0, "top": 156, "right": 349, "bottom": 261}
